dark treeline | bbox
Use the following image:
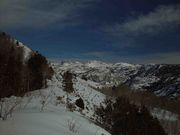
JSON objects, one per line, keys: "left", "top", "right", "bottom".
{"left": 95, "top": 97, "right": 167, "bottom": 135}
{"left": 0, "top": 32, "right": 54, "bottom": 98}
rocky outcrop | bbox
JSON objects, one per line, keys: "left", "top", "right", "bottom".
{"left": 142, "top": 65, "right": 180, "bottom": 99}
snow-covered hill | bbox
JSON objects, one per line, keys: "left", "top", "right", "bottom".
{"left": 51, "top": 60, "right": 180, "bottom": 99}
{"left": 0, "top": 70, "right": 110, "bottom": 135}
{"left": 1, "top": 59, "right": 179, "bottom": 135}
{"left": 13, "top": 39, "right": 32, "bottom": 62}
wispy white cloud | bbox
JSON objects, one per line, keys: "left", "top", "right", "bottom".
{"left": 0, "top": 0, "right": 98, "bottom": 29}
{"left": 138, "top": 52, "right": 180, "bottom": 64}
{"left": 84, "top": 51, "right": 180, "bottom": 64}
{"left": 103, "top": 4, "right": 180, "bottom": 38}
{"left": 84, "top": 51, "right": 115, "bottom": 58}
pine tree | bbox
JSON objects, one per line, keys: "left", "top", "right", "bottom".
{"left": 62, "top": 71, "right": 74, "bottom": 93}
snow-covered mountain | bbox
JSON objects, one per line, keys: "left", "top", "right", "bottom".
{"left": 0, "top": 32, "right": 179, "bottom": 134}
{"left": 51, "top": 60, "right": 180, "bottom": 99}
{"left": 0, "top": 58, "right": 178, "bottom": 135}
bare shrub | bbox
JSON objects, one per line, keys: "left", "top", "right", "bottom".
{"left": 56, "top": 96, "right": 62, "bottom": 101}
{"left": 67, "top": 118, "right": 81, "bottom": 134}
{"left": 56, "top": 96, "right": 64, "bottom": 106}
{"left": 67, "top": 103, "right": 76, "bottom": 112}
{"left": 21, "top": 93, "right": 33, "bottom": 109}
{"left": 0, "top": 97, "right": 21, "bottom": 120}
{"left": 39, "top": 89, "right": 54, "bottom": 112}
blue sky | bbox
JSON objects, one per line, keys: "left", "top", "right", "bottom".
{"left": 1, "top": 0, "right": 180, "bottom": 63}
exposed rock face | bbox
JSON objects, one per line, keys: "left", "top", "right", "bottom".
{"left": 51, "top": 61, "right": 180, "bottom": 100}
{"left": 142, "top": 65, "right": 180, "bottom": 99}
{"left": 75, "top": 97, "right": 84, "bottom": 109}
{"left": 0, "top": 32, "right": 54, "bottom": 98}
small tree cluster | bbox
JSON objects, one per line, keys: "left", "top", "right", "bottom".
{"left": 27, "top": 53, "right": 50, "bottom": 90}
{"left": 62, "top": 71, "right": 74, "bottom": 93}
{"left": 0, "top": 34, "right": 24, "bottom": 98}
{"left": 95, "top": 96, "right": 167, "bottom": 135}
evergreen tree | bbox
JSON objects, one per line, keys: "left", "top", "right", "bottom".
{"left": 62, "top": 71, "right": 74, "bottom": 93}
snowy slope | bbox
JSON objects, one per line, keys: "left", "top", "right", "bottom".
{"left": 0, "top": 105, "right": 109, "bottom": 135}
{"left": 1, "top": 60, "right": 179, "bottom": 135}
{"left": 0, "top": 65, "right": 109, "bottom": 135}
{"left": 13, "top": 39, "right": 32, "bottom": 62}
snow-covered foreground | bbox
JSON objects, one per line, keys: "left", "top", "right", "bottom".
{"left": 0, "top": 74, "right": 110, "bottom": 135}
{"left": 1, "top": 61, "right": 179, "bottom": 135}
{"left": 0, "top": 106, "right": 109, "bottom": 135}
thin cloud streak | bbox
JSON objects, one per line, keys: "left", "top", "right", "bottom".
{"left": 83, "top": 51, "right": 180, "bottom": 64}
{"left": 0, "top": 0, "right": 98, "bottom": 29}
{"left": 104, "top": 4, "right": 180, "bottom": 36}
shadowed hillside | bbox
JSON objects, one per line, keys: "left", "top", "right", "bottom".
{"left": 0, "top": 32, "right": 54, "bottom": 98}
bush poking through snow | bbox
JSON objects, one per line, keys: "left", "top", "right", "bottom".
{"left": 95, "top": 96, "right": 167, "bottom": 135}
{"left": 67, "top": 103, "right": 76, "bottom": 112}
{"left": 39, "top": 89, "right": 54, "bottom": 112}
{"left": 67, "top": 118, "right": 81, "bottom": 134}
{"left": 56, "top": 96, "right": 64, "bottom": 105}
{"left": 0, "top": 97, "right": 21, "bottom": 120}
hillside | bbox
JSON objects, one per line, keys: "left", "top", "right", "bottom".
{"left": 0, "top": 64, "right": 110, "bottom": 135}
{"left": 0, "top": 34, "right": 179, "bottom": 134}
{"left": 0, "top": 32, "right": 53, "bottom": 98}
{"left": 51, "top": 60, "right": 180, "bottom": 100}
{"left": 0, "top": 59, "right": 179, "bottom": 135}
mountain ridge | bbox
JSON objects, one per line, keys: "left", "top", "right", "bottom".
{"left": 51, "top": 60, "right": 180, "bottom": 100}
